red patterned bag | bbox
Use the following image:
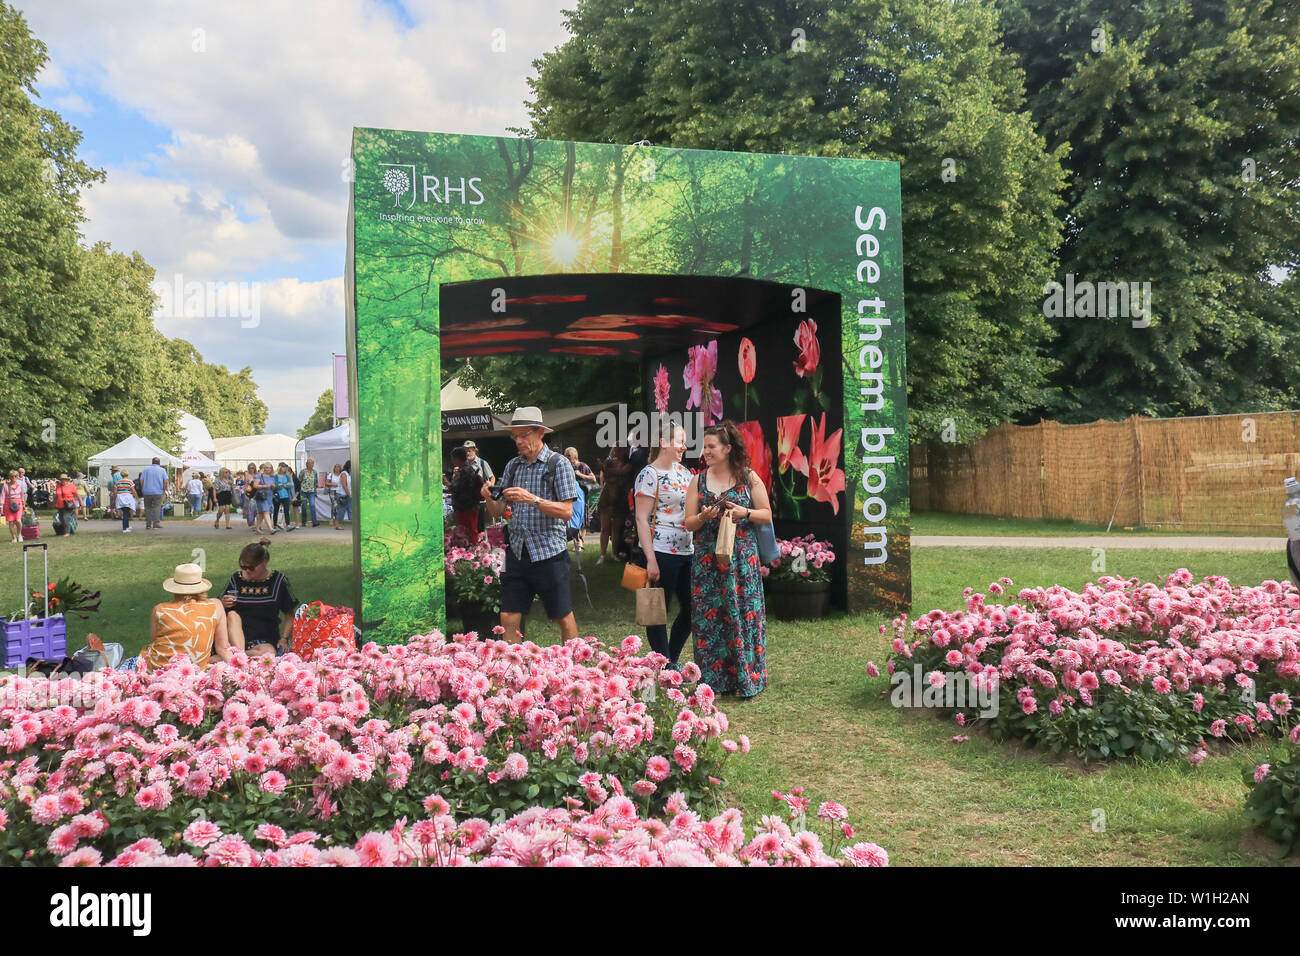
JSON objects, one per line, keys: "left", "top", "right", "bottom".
{"left": 292, "top": 602, "right": 356, "bottom": 660}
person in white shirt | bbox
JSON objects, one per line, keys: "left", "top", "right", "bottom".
{"left": 187, "top": 474, "right": 204, "bottom": 517}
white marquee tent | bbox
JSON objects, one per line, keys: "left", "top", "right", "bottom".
{"left": 212, "top": 434, "right": 299, "bottom": 474}
{"left": 87, "top": 434, "right": 182, "bottom": 478}
{"left": 177, "top": 411, "right": 216, "bottom": 458}
{"left": 295, "top": 421, "right": 350, "bottom": 475}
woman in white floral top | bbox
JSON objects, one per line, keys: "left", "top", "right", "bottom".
{"left": 634, "top": 420, "right": 694, "bottom": 669}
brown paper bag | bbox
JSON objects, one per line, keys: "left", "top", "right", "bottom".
{"left": 636, "top": 585, "right": 667, "bottom": 626}
{"left": 715, "top": 510, "right": 736, "bottom": 566}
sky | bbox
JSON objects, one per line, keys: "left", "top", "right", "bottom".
{"left": 21, "top": 0, "right": 573, "bottom": 436}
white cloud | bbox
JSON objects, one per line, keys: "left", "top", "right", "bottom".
{"left": 20, "top": 0, "right": 574, "bottom": 431}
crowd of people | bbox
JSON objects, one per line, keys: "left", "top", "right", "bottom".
{"left": 449, "top": 406, "right": 771, "bottom": 699}
{"left": 94, "top": 458, "right": 352, "bottom": 534}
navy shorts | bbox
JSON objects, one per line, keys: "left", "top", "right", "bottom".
{"left": 501, "top": 545, "right": 572, "bottom": 620}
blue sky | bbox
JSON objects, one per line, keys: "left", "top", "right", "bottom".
{"left": 21, "top": 0, "right": 572, "bottom": 435}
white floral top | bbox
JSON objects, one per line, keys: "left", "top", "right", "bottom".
{"left": 634, "top": 462, "right": 694, "bottom": 556}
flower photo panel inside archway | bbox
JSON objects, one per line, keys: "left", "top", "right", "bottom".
{"left": 348, "top": 129, "right": 909, "bottom": 637}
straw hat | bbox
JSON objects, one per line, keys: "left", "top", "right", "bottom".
{"left": 498, "top": 406, "right": 553, "bottom": 433}
{"left": 163, "top": 563, "right": 211, "bottom": 595}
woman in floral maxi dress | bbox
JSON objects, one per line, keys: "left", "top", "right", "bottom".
{"left": 684, "top": 421, "right": 773, "bottom": 697}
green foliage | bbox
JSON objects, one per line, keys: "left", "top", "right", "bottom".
{"left": 1243, "top": 748, "right": 1300, "bottom": 855}
{"left": 1000, "top": 0, "right": 1300, "bottom": 421}
{"left": 297, "top": 390, "right": 335, "bottom": 439}
{"left": 527, "top": 0, "right": 1068, "bottom": 441}
{"left": 0, "top": 4, "right": 267, "bottom": 471}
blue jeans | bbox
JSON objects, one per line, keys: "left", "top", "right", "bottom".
{"left": 189, "top": 493, "right": 202, "bottom": 515}
{"left": 646, "top": 551, "right": 693, "bottom": 666}
{"left": 300, "top": 492, "right": 317, "bottom": 523}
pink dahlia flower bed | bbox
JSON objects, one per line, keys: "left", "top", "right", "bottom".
{"left": 879, "top": 571, "right": 1300, "bottom": 761}
{"left": 0, "top": 632, "right": 885, "bottom": 867}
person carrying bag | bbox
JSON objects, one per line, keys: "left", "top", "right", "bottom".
{"left": 631, "top": 420, "right": 695, "bottom": 668}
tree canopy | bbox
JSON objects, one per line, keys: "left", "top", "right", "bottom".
{"left": 526, "top": 0, "right": 1068, "bottom": 441}
{"left": 0, "top": 3, "right": 267, "bottom": 472}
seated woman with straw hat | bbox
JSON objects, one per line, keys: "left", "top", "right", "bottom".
{"left": 120, "top": 563, "right": 233, "bottom": 672}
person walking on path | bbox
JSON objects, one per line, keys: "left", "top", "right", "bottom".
{"left": 139, "top": 456, "right": 169, "bottom": 529}
{"left": 3, "top": 470, "right": 24, "bottom": 543}
{"left": 298, "top": 459, "right": 320, "bottom": 527}
{"left": 481, "top": 406, "right": 580, "bottom": 643}
{"left": 273, "top": 462, "right": 296, "bottom": 530}
{"left": 213, "top": 468, "right": 234, "bottom": 529}
{"left": 633, "top": 421, "right": 694, "bottom": 669}
{"left": 242, "top": 464, "right": 258, "bottom": 529}
{"left": 683, "top": 421, "right": 772, "bottom": 698}
{"left": 597, "top": 446, "right": 631, "bottom": 565}
{"left": 52, "top": 474, "right": 79, "bottom": 537}
{"left": 73, "top": 473, "right": 90, "bottom": 520}
{"left": 114, "top": 469, "right": 138, "bottom": 532}
{"left": 251, "top": 463, "right": 276, "bottom": 535}
{"left": 334, "top": 462, "right": 352, "bottom": 529}
{"left": 186, "top": 472, "right": 204, "bottom": 518}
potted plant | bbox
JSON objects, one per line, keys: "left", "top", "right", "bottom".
{"left": 445, "top": 542, "right": 523, "bottom": 638}
{"left": 761, "top": 535, "right": 835, "bottom": 620}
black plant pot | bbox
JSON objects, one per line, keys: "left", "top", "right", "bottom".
{"left": 763, "top": 579, "right": 830, "bottom": 620}
{"left": 458, "top": 605, "right": 525, "bottom": 640}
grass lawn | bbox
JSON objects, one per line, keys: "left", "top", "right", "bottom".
{"left": 2, "top": 525, "right": 1290, "bottom": 865}
{"left": 913, "top": 510, "right": 1276, "bottom": 538}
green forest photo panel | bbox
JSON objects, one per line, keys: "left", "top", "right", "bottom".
{"left": 347, "top": 129, "right": 908, "bottom": 639}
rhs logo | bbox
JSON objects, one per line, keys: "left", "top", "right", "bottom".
{"left": 378, "top": 163, "right": 485, "bottom": 209}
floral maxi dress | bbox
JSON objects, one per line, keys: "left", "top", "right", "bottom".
{"left": 691, "top": 472, "right": 767, "bottom": 697}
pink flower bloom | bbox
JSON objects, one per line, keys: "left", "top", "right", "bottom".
{"left": 503, "top": 753, "right": 529, "bottom": 780}
{"left": 672, "top": 743, "right": 696, "bottom": 772}
{"left": 1254, "top": 763, "right": 1271, "bottom": 783}
{"left": 817, "top": 802, "right": 848, "bottom": 822}
{"left": 354, "top": 832, "right": 397, "bottom": 867}
{"left": 646, "top": 756, "right": 671, "bottom": 782}
{"left": 183, "top": 820, "right": 223, "bottom": 848}
{"left": 841, "top": 842, "right": 889, "bottom": 867}
{"left": 792, "top": 319, "right": 820, "bottom": 379}
{"left": 59, "top": 847, "right": 103, "bottom": 867}
{"left": 865, "top": 661, "right": 880, "bottom": 679}
{"left": 682, "top": 341, "right": 723, "bottom": 426}
{"left": 653, "top": 364, "right": 671, "bottom": 413}
{"left": 738, "top": 338, "right": 757, "bottom": 384}
{"left": 776, "top": 415, "right": 808, "bottom": 476}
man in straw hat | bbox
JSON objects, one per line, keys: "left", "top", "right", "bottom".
{"left": 481, "top": 406, "right": 580, "bottom": 642}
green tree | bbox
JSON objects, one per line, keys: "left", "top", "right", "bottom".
{"left": 160, "top": 338, "right": 268, "bottom": 439}
{"left": 0, "top": 4, "right": 267, "bottom": 473}
{"left": 1000, "top": 0, "right": 1300, "bottom": 421}
{"left": 526, "top": 0, "right": 1068, "bottom": 441}
{"left": 297, "top": 389, "right": 335, "bottom": 438}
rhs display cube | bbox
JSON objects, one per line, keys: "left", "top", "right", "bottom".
{"left": 1, "top": 614, "right": 67, "bottom": 669}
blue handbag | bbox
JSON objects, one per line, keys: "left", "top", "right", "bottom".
{"left": 756, "top": 520, "right": 780, "bottom": 564}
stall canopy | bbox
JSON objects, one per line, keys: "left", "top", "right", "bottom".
{"left": 296, "top": 421, "right": 350, "bottom": 475}
{"left": 177, "top": 411, "right": 216, "bottom": 458}
{"left": 178, "top": 451, "right": 222, "bottom": 481}
{"left": 87, "top": 435, "right": 182, "bottom": 478}
{"left": 212, "top": 434, "right": 299, "bottom": 474}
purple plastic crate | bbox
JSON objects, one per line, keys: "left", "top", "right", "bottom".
{"left": 1, "top": 615, "right": 67, "bottom": 669}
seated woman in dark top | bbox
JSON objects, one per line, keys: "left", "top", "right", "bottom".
{"left": 221, "top": 538, "right": 297, "bottom": 657}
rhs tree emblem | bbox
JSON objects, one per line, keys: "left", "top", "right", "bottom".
{"left": 383, "top": 167, "right": 411, "bottom": 206}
